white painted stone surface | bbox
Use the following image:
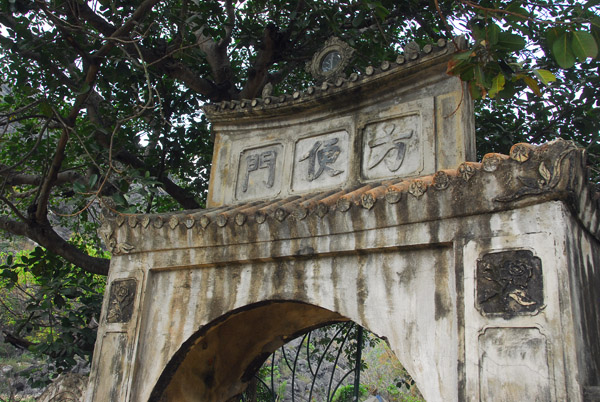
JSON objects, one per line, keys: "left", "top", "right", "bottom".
{"left": 206, "top": 53, "right": 474, "bottom": 207}
{"left": 86, "top": 199, "right": 600, "bottom": 401}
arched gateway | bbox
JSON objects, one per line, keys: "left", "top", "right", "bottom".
{"left": 86, "top": 39, "right": 600, "bottom": 401}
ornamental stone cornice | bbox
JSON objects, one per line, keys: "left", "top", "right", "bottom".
{"left": 203, "top": 38, "right": 463, "bottom": 123}
{"left": 99, "top": 140, "right": 600, "bottom": 258}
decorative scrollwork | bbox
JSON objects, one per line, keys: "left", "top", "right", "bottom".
{"left": 495, "top": 145, "right": 578, "bottom": 203}
{"left": 108, "top": 238, "right": 135, "bottom": 255}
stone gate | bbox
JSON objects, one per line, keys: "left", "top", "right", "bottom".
{"left": 85, "top": 39, "right": 600, "bottom": 401}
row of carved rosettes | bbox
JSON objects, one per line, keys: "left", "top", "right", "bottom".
{"left": 204, "top": 38, "right": 453, "bottom": 116}
{"left": 98, "top": 140, "right": 592, "bottom": 256}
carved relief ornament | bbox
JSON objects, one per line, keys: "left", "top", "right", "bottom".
{"left": 306, "top": 37, "right": 355, "bottom": 82}
{"left": 97, "top": 221, "right": 135, "bottom": 256}
{"left": 106, "top": 279, "right": 137, "bottom": 323}
{"left": 476, "top": 250, "right": 543, "bottom": 317}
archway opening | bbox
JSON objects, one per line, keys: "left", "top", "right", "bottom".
{"left": 149, "top": 301, "right": 422, "bottom": 402}
{"left": 241, "top": 321, "right": 424, "bottom": 402}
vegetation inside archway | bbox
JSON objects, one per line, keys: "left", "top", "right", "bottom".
{"left": 242, "top": 322, "right": 424, "bottom": 402}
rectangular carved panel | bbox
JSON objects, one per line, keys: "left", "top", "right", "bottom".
{"left": 106, "top": 279, "right": 137, "bottom": 324}
{"left": 479, "top": 327, "right": 552, "bottom": 401}
{"left": 361, "top": 113, "right": 422, "bottom": 180}
{"left": 477, "top": 249, "right": 543, "bottom": 317}
{"left": 235, "top": 143, "right": 284, "bottom": 201}
{"left": 292, "top": 131, "right": 349, "bottom": 193}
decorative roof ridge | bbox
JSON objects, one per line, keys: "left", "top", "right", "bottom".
{"left": 99, "top": 139, "right": 600, "bottom": 256}
{"left": 203, "top": 37, "right": 464, "bottom": 118}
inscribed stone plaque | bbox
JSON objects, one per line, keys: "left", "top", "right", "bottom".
{"left": 479, "top": 327, "right": 552, "bottom": 401}
{"left": 476, "top": 249, "right": 543, "bottom": 317}
{"left": 292, "top": 131, "right": 349, "bottom": 193}
{"left": 235, "top": 143, "right": 283, "bottom": 201}
{"left": 361, "top": 113, "right": 422, "bottom": 179}
{"left": 106, "top": 279, "right": 137, "bottom": 324}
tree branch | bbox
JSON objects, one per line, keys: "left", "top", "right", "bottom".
{"left": 240, "top": 24, "right": 280, "bottom": 99}
{"left": 0, "top": 168, "right": 81, "bottom": 187}
{"left": 2, "top": 330, "right": 34, "bottom": 350}
{"left": 114, "top": 149, "right": 200, "bottom": 209}
{"left": 0, "top": 216, "right": 110, "bottom": 275}
{"left": 34, "top": 127, "right": 70, "bottom": 222}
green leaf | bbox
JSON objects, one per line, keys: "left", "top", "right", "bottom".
{"left": 120, "top": 206, "right": 138, "bottom": 214}
{"left": 54, "top": 293, "right": 65, "bottom": 308}
{"left": 88, "top": 174, "right": 99, "bottom": 189}
{"left": 474, "top": 65, "right": 486, "bottom": 87}
{"left": 40, "top": 101, "right": 53, "bottom": 118}
{"left": 112, "top": 193, "right": 127, "bottom": 206}
{"left": 505, "top": 2, "right": 530, "bottom": 18}
{"left": 591, "top": 18, "right": 600, "bottom": 54}
{"left": 453, "top": 50, "right": 475, "bottom": 61}
{"left": 73, "top": 182, "right": 86, "bottom": 194}
{"left": 489, "top": 73, "right": 506, "bottom": 98}
{"left": 533, "top": 69, "right": 557, "bottom": 86}
{"left": 496, "top": 32, "right": 526, "bottom": 51}
{"left": 571, "top": 31, "right": 598, "bottom": 61}
{"left": 545, "top": 27, "right": 566, "bottom": 51}
{"left": 552, "top": 33, "right": 575, "bottom": 68}
{"left": 468, "top": 82, "right": 483, "bottom": 100}
{"left": 487, "top": 23, "right": 500, "bottom": 45}
{"left": 373, "top": 4, "right": 390, "bottom": 19}
{"left": 352, "top": 12, "right": 365, "bottom": 28}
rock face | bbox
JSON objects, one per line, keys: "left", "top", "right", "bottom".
{"left": 37, "top": 373, "right": 88, "bottom": 402}
{"left": 86, "top": 36, "right": 600, "bottom": 402}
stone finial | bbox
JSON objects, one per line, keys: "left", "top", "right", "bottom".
{"left": 184, "top": 216, "right": 195, "bottom": 229}
{"left": 235, "top": 213, "right": 247, "bottom": 226}
{"left": 216, "top": 214, "right": 228, "bottom": 227}
{"left": 262, "top": 83, "right": 273, "bottom": 98}
{"left": 404, "top": 41, "right": 420, "bottom": 60}
{"left": 482, "top": 153, "right": 509, "bottom": 172}
{"left": 408, "top": 179, "right": 426, "bottom": 197}
{"left": 306, "top": 37, "right": 355, "bottom": 82}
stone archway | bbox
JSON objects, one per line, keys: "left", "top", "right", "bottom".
{"left": 85, "top": 33, "right": 600, "bottom": 402}
{"left": 149, "top": 301, "right": 347, "bottom": 401}
{"left": 149, "top": 300, "right": 425, "bottom": 402}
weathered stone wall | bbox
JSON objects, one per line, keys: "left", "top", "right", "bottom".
{"left": 205, "top": 39, "right": 475, "bottom": 208}
{"left": 87, "top": 204, "right": 598, "bottom": 401}
{"left": 564, "top": 210, "right": 600, "bottom": 393}
{"left": 85, "top": 139, "right": 600, "bottom": 402}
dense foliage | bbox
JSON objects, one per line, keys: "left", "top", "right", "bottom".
{"left": 0, "top": 0, "right": 598, "bottom": 370}
{"left": 0, "top": 245, "right": 105, "bottom": 379}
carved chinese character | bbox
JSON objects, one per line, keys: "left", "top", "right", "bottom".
{"left": 299, "top": 138, "right": 344, "bottom": 181}
{"left": 242, "top": 150, "right": 277, "bottom": 192}
{"left": 366, "top": 123, "right": 413, "bottom": 172}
